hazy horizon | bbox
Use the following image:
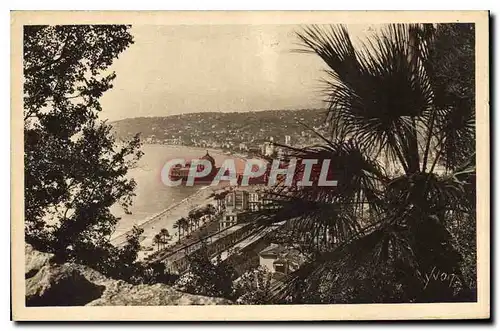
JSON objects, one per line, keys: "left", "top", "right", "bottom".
{"left": 108, "top": 106, "right": 329, "bottom": 123}
{"left": 100, "top": 24, "right": 375, "bottom": 122}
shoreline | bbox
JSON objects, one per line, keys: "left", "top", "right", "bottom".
{"left": 110, "top": 144, "right": 250, "bottom": 251}
{"left": 110, "top": 186, "right": 201, "bottom": 243}
{"left": 147, "top": 143, "right": 249, "bottom": 160}
{"left": 110, "top": 185, "right": 218, "bottom": 247}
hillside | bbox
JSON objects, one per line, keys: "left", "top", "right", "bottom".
{"left": 111, "top": 109, "right": 330, "bottom": 150}
{"left": 25, "top": 244, "right": 231, "bottom": 306}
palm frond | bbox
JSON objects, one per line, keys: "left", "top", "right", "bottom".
{"left": 269, "top": 206, "right": 469, "bottom": 304}
{"left": 422, "top": 24, "right": 475, "bottom": 171}
{"left": 265, "top": 23, "right": 477, "bottom": 304}
{"left": 296, "top": 24, "right": 434, "bottom": 175}
{"left": 268, "top": 221, "right": 423, "bottom": 303}
{"left": 259, "top": 140, "right": 386, "bottom": 250}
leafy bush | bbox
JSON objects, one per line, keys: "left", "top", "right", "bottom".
{"left": 175, "top": 247, "right": 235, "bottom": 299}
{"left": 23, "top": 25, "right": 144, "bottom": 282}
{"left": 232, "top": 266, "right": 273, "bottom": 304}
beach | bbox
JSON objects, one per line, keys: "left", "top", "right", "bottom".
{"left": 109, "top": 144, "right": 243, "bottom": 253}
{"left": 111, "top": 185, "right": 219, "bottom": 249}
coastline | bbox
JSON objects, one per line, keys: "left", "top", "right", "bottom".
{"left": 150, "top": 143, "right": 249, "bottom": 160}
{"left": 110, "top": 144, "right": 247, "bottom": 251}
{"left": 110, "top": 185, "right": 219, "bottom": 248}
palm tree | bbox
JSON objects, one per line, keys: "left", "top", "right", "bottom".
{"left": 180, "top": 217, "right": 190, "bottom": 236}
{"left": 213, "top": 193, "right": 222, "bottom": 212}
{"left": 159, "top": 228, "right": 170, "bottom": 248}
{"left": 189, "top": 209, "right": 204, "bottom": 230}
{"left": 213, "top": 191, "right": 228, "bottom": 212}
{"left": 189, "top": 217, "right": 197, "bottom": 232}
{"left": 264, "top": 24, "right": 476, "bottom": 304}
{"left": 153, "top": 234, "right": 162, "bottom": 251}
{"left": 206, "top": 204, "right": 216, "bottom": 219}
{"left": 173, "top": 219, "right": 184, "bottom": 242}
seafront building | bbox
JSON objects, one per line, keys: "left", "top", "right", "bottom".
{"left": 219, "top": 186, "right": 279, "bottom": 231}
{"left": 224, "top": 190, "right": 249, "bottom": 211}
{"left": 169, "top": 151, "right": 218, "bottom": 183}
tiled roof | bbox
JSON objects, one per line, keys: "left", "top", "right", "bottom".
{"left": 259, "top": 244, "right": 304, "bottom": 265}
{"left": 259, "top": 243, "right": 286, "bottom": 257}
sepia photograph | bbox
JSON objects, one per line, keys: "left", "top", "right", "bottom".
{"left": 11, "top": 11, "right": 489, "bottom": 321}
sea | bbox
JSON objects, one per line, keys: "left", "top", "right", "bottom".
{"left": 110, "top": 144, "right": 240, "bottom": 239}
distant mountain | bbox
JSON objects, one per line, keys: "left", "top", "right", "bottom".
{"left": 111, "top": 108, "right": 330, "bottom": 149}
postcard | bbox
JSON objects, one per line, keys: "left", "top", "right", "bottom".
{"left": 11, "top": 10, "right": 490, "bottom": 321}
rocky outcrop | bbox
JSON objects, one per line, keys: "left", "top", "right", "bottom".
{"left": 26, "top": 264, "right": 105, "bottom": 306}
{"left": 87, "top": 281, "right": 229, "bottom": 306}
{"left": 25, "top": 244, "right": 54, "bottom": 278}
{"left": 25, "top": 244, "right": 231, "bottom": 306}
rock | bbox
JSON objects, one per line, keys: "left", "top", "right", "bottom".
{"left": 87, "top": 282, "right": 230, "bottom": 306}
{"left": 25, "top": 244, "right": 232, "bottom": 306}
{"left": 25, "top": 244, "right": 54, "bottom": 278}
{"left": 26, "top": 264, "right": 105, "bottom": 306}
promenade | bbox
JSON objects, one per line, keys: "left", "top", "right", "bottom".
{"left": 111, "top": 185, "right": 218, "bottom": 249}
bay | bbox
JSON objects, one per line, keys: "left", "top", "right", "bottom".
{"left": 110, "top": 144, "right": 235, "bottom": 239}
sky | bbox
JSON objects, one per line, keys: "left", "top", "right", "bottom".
{"left": 100, "top": 24, "right": 373, "bottom": 122}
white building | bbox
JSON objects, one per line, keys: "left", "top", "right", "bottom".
{"left": 248, "top": 191, "right": 262, "bottom": 211}
{"left": 258, "top": 244, "right": 306, "bottom": 275}
{"left": 220, "top": 190, "right": 250, "bottom": 230}
{"left": 225, "top": 190, "right": 249, "bottom": 211}
{"left": 261, "top": 142, "right": 275, "bottom": 157}
{"left": 239, "top": 142, "right": 248, "bottom": 151}
{"left": 220, "top": 210, "right": 240, "bottom": 230}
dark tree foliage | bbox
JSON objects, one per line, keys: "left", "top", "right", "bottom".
{"left": 423, "top": 24, "right": 475, "bottom": 170}
{"left": 143, "top": 262, "right": 180, "bottom": 285}
{"left": 177, "top": 246, "right": 236, "bottom": 299}
{"left": 232, "top": 266, "right": 273, "bottom": 304}
{"left": 23, "top": 25, "right": 144, "bottom": 278}
{"left": 263, "top": 23, "right": 476, "bottom": 304}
